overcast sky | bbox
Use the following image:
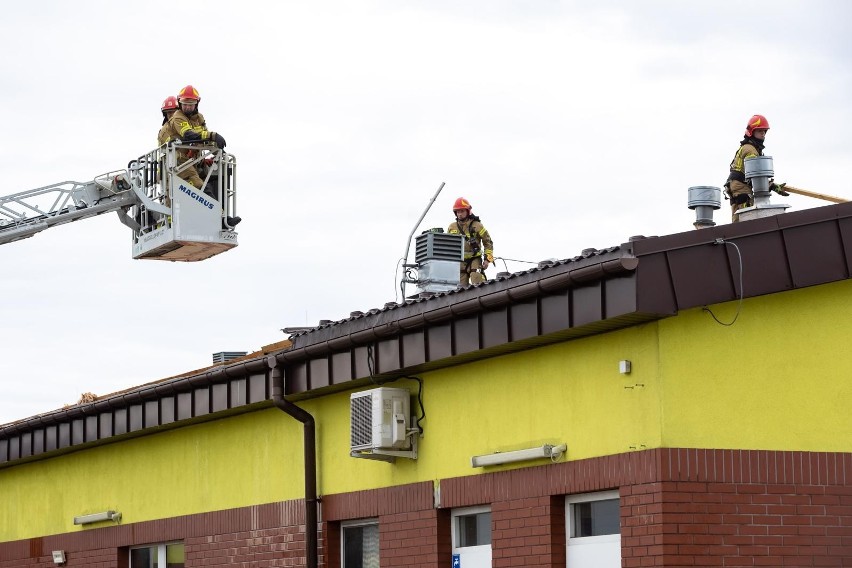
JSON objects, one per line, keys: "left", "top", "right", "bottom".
{"left": 1, "top": 0, "right": 850, "bottom": 424}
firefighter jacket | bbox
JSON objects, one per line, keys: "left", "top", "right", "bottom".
{"left": 727, "top": 137, "right": 764, "bottom": 185}
{"left": 157, "top": 122, "right": 175, "bottom": 147}
{"left": 167, "top": 110, "right": 216, "bottom": 143}
{"left": 165, "top": 110, "right": 217, "bottom": 163}
{"left": 448, "top": 216, "right": 493, "bottom": 262}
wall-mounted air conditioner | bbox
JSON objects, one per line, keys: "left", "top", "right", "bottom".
{"left": 350, "top": 387, "right": 418, "bottom": 462}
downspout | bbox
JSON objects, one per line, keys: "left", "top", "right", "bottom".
{"left": 267, "top": 356, "right": 318, "bottom": 568}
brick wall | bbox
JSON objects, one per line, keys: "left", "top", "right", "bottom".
{"left": 186, "top": 524, "right": 311, "bottom": 567}
{"left": 621, "top": 482, "right": 665, "bottom": 565}
{"left": 491, "top": 496, "right": 565, "bottom": 567}
{"left": 321, "top": 481, "right": 445, "bottom": 568}
{"left": 2, "top": 450, "right": 849, "bottom": 567}
{"left": 378, "top": 509, "right": 450, "bottom": 568}
{"left": 0, "top": 548, "right": 117, "bottom": 568}
{"left": 0, "top": 500, "right": 309, "bottom": 568}
{"left": 622, "top": 450, "right": 852, "bottom": 567}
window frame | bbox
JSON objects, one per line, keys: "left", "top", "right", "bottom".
{"left": 340, "top": 517, "right": 380, "bottom": 568}
{"left": 450, "top": 505, "right": 492, "bottom": 554}
{"left": 565, "top": 490, "right": 621, "bottom": 545}
{"left": 128, "top": 541, "right": 184, "bottom": 568}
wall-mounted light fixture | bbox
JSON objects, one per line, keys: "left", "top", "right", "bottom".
{"left": 619, "top": 360, "right": 632, "bottom": 374}
{"left": 471, "top": 443, "right": 567, "bottom": 468}
{"left": 73, "top": 510, "right": 122, "bottom": 525}
{"left": 51, "top": 550, "right": 66, "bottom": 565}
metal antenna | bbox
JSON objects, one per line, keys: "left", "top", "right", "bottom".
{"left": 399, "top": 182, "right": 446, "bottom": 300}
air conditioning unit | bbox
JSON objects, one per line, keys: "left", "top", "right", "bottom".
{"left": 350, "top": 387, "right": 418, "bottom": 462}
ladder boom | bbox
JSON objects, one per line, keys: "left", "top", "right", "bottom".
{"left": 0, "top": 180, "right": 135, "bottom": 245}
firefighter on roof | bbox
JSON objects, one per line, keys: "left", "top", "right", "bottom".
{"left": 448, "top": 197, "right": 493, "bottom": 286}
{"left": 725, "top": 113, "right": 788, "bottom": 222}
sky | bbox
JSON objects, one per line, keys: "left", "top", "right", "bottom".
{"left": 1, "top": 0, "right": 850, "bottom": 424}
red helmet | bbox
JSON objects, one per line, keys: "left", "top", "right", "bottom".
{"left": 177, "top": 84, "right": 201, "bottom": 104}
{"left": 161, "top": 96, "right": 178, "bottom": 112}
{"left": 453, "top": 197, "right": 472, "bottom": 212}
{"left": 744, "top": 114, "right": 770, "bottom": 137}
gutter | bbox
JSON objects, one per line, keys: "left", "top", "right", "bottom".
{"left": 267, "top": 356, "right": 318, "bottom": 568}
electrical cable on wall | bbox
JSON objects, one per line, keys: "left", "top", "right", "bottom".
{"left": 365, "top": 344, "right": 426, "bottom": 434}
{"left": 400, "top": 375, "right": 426, "bottom": 435}
{"left": 703, "top": 239, "right": 744, "bottom": 326}
{"left": 366, "top": 343, "right": 386, "bottom": 386}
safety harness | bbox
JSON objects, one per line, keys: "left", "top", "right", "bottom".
{"left": 724, "top": 137, "right": 764, "bottom": 203}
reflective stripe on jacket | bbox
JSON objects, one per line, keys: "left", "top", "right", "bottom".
{"left": 729, "top": 142, "right": 761, "bottom": 175}
{"left": 168, "top": 110, "right": 213, "bottom": 142}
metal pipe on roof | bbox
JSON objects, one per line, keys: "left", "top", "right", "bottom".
{"left": 400, "top": 181, "right": 446, "bottom": 300}
{"left": 267, "top": 356, "right": 318, "bottom": 568}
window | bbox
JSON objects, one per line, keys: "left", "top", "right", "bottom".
{"left": 129, "top": 542, "right": 184, "bottom": 568}
{"left": 451, "top": 506, "right": 492, "bottom": 568}
{"left": 566, "top": 491, "right": 620, "bottom": 568}
{"left": 341, "top": 519, "right": 379, "bottom": 568}
{"left": 455, "top": 509, "right": 491, "bottom": 547}
{"left": 571, "top": 496, "right": 620, "bottom": 537}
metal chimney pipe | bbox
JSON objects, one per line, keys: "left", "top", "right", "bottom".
{"left": 745, "top": 155, "right": 774, "bottom": 202}
{"left": 737, "top": 155, "right": 790, "bottom": 221}
{"left": 687, "top": 186, "right": 721, "bottom": 229}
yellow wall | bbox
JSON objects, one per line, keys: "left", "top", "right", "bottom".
{"left": 659, "top": 279, "right": 852, "bottom": 451}
{"left": 3, "top": 279, "right": 852, "bottom": 541}
{"left": 0, "top": 411, "right": 305, "bottom": 541}
{"left": 317, "top": 320, "right": 663, "bottom": 495}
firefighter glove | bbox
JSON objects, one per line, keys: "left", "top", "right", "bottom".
{"left": 212, "top": 133, "right": 227, "bottom": 149}
{"left": 182, "top": 130, "right": 201, "bottom": 142}
{"left": 770, "top": 181, "right": 790, "bottom": 196}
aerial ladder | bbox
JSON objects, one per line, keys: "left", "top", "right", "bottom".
{"left": 0, "top": 142, "right": 238, "bottom": 261}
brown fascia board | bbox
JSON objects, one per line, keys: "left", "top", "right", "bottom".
{"left": 631, "top": 202, "right": 852, "bottom": 312}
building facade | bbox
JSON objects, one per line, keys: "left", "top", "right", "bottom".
{"left": 2, "top": 203, "right": 852, "bottom": 567}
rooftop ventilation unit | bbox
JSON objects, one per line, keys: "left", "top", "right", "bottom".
{"left": 350, "top": 387, "right": 418, "bottom": 462}
{"left": 687, "top": 186, "right": 721, "bottom": 229}
{"left": 212, "top": 351, "right": 247, "bottom": 364}
{"left": 408, "top": 230, "right": 464, "bottom": 295}
{"left": 737, "top": 155, "right": 789, "bottom": 221}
